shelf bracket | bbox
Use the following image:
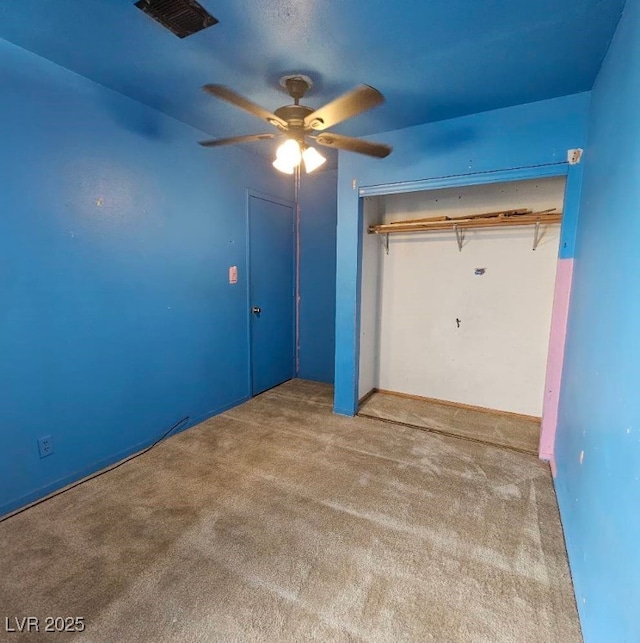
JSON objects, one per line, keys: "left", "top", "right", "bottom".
{"left": 379, "top": 232, "right": 389, "bottom": 255}
{"left": 533, "top": 221, "right": 541, "bottom": 251}
{"left": 454, "top": 224, "right": 464, "bottom": 252}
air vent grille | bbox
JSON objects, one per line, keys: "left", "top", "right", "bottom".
{"left": 135, "top": 0, "right": 218, "bottom": 38}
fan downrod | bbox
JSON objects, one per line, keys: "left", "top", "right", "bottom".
{"left": 279, "top": 74, "right": 313, "bottom": 105}
{"left": 274, "top": 74, "right": 315, "bottom": 133}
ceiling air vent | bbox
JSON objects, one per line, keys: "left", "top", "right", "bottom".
{"left": 135, "top": 0, "right": 218, "bottom": 38}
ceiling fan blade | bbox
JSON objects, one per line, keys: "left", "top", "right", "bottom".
{"left": 304, "top": 85, "right": 384, "bottom": 131}
{"left": 198, "top": 133, "right": 277, "bottom": 147}
{"left": 314, "top": 133, "right": 392, "bottom": 158}
{"left": 202, "top": 84, "right": 288, "bottom": 130}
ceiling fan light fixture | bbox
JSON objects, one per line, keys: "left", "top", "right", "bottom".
{"left": 272, "top": 157, "right": 296, "bottom": 174}
{"left": 275, "top": 139, "right": 302, "bottom": 165}
{"left": 302, "top": 146, "right": 326, "bottom": 173}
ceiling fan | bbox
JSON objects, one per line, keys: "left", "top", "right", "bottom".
{"left": 198, "top": 74, "right": 392, "bottom": 174}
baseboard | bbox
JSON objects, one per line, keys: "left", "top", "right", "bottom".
{"left": 0, "top": 395, "right": 250, "bottom": 520}
{"left": 333, "top": 406, "right": 356, "bottom": 417}
{"left": 187, "top": 395, "right": 250, "bottom": 426}
{"left": 358, "top": 388, "right": 377, "bottom": 404}
{"left": 372, "top": 388, "right": 542, "bottom": 422}
{"left": 0, "top": 437, "right": 155, "bottom": 520}
{"left": 552, "top": 473, "right": 586, "bottom": 640}
{"left": 295, "top": 374, "right": 334, "bottom": 385}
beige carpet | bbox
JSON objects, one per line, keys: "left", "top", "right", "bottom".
{"left": 0, "top": 380, "right": 580, "bottom": 642}
{"left": 359, "top": 391, "right": 541, "bottom": 455}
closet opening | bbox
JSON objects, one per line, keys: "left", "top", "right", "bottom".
{"left": 357, "top": 176, "right": 567, "bottom": 455}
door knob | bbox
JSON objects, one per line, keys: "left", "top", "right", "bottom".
{"left": 252, "top": 306, "right": 262, "bottom": 315}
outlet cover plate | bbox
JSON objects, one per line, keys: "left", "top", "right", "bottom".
{"left": 38, "top": 435, "right": 54, "bottom": 458}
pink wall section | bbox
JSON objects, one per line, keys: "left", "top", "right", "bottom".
{"left": 539, "top": 258, "right": 574, "bottom": 467}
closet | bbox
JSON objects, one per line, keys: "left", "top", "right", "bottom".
{"left": 358, "top": 177, "right": 566, "bottom": 420}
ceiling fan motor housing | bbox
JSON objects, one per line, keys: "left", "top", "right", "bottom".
{"left": 274, "top": 104, "right": 314, "bottom": 142}
{"left": 275, "top": 75, "right": 322, "bottom": 139}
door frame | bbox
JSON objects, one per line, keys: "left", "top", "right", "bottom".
{"left": 353, "top": 162, "right": 584, "bottom": 462}
{"left": 245, "top": 189, "right": 297, "bottom": 397}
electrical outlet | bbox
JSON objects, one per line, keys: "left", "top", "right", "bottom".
{"left": 567, "top": 148, "right": 583, "bottom": 164}
{"left": 38, "top": 435, "right": 54, "bottom": 459}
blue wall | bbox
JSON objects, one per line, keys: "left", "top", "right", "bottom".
{"left": 555, "top": 1, "right": 640, "bottom": 640}
{"left": 298, "top": 169, "right": 337, "bottom": 383}
{"left": 333, "top": 92, "right": 591, "bottom": 415}
{"left": 0, "top": 39, "right": 292, "bottom": 516}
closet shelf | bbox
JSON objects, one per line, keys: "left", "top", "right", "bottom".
{"left": 368, "top": 208, "right": 562, "bottom": 235}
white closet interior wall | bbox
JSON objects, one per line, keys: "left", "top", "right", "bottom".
{"left": 358, "top": 177, "right": 566, "bottom": 416}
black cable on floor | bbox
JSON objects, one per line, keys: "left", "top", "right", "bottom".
{"left": 0, "top": 415, "right": 190, "bottom": 524}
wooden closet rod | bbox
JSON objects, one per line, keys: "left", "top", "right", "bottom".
{"left": 387, "top": 208, "right": 531, "bottom": 226}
